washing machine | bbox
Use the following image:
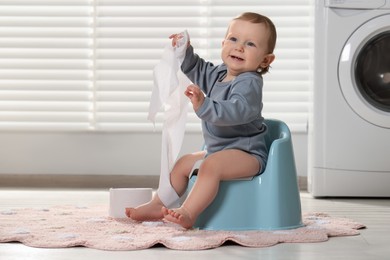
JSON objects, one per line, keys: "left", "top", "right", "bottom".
{"left": 309, "top": 0, "right": 390, "bottom": 197}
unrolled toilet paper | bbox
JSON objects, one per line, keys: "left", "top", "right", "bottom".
{"left": 148, "top": 30, "right": 191, "bottom": 208}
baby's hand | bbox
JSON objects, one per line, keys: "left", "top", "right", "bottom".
{"left": 169, "top": 33, "right": 190, "bottom": 48}
{"left": 169, "top": 34, "right": 182, "bottom": 47}
{"left": 184, "top": 84, "right": 204, "bottom": 112}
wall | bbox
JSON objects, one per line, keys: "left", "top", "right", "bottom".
{"left": 0, "top": 132, "right": 307, "bottom": 176}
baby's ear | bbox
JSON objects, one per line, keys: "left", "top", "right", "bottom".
{"left": 260, "top": 54, "right": 275, "bottom": 68}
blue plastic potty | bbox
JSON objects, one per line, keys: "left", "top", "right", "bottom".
{"left": 186, "top": 119, "right": 303, "bottom": 231}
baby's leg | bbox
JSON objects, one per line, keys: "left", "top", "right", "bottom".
{"left": 162, "top": 149, "right": 260, "bottom": 229}
{"left": 126, "top": 150, "right": 205, "bottom": 222}
{"left": 169, "top": 150, "right": 206, "bottom": 196}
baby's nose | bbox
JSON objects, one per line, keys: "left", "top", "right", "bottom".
{"left": 235, "top": 43, "right": 244, "bottom": 51}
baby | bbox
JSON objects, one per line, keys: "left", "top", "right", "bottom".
{"left": 126, "top": 12, "right": 276, "bottom": 229}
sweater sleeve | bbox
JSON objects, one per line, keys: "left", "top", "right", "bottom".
{"left": 195, "top": 76, "right": 264, "bottom": 126}
{"left": 180, "top": 45, "right": 220, "bottom": 94}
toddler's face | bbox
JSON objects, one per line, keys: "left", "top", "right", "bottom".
{"left": 221, "top": 19, "right": 274, "bottom": 76}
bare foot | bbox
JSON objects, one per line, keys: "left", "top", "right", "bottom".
{"left": 161, "top": 206, "right": 194, "bottom": 229}
{"left": 126, "top": 196, "right": 164, "bottom": 221}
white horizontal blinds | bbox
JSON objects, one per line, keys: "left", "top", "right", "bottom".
{"left": 0, "top": 0, "right": 94, "bottom": 131}
{"left": 0, "top": 0, "right": 311, "bottom": 132}
{"left": 96, "top": 0, "right": 311, "bottom": 132}
{"left": 94, "top": 0, "right": 203, "bottom": 131}
{"left": 207, "top": 0, "right": 311, "bottom": 132}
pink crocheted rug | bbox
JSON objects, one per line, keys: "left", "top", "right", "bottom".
{"left": 0, "top": 205, "right": 365, "bottom": 251}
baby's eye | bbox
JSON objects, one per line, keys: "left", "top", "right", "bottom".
{"left": 228, "top": 37, "right": 237, "bottom": 42}
{"left": 246, "top": 41, "right": 256, "bottom": 47}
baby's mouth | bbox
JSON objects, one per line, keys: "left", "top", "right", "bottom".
{"left": 230, "top": 55, "right": 244, "bottom": 61}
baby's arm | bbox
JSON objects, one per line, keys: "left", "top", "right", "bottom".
{"left": 196, "top": 77, "right": 263, "bottom": 126}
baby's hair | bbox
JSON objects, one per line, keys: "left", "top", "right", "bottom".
{"left": 233, "top": 12, "right": 277, "bottom": 74}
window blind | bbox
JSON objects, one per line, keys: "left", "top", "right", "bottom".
{"left": 0, "top": 0, "right": 312, "bottom": 133}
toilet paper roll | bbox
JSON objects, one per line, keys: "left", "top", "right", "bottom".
{"left": 109, "top": 188, "right": 153, "bottom": 218}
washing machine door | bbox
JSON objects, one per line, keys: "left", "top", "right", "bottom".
{"left": 339, "top": 14, "right": 390, "bottom": 128}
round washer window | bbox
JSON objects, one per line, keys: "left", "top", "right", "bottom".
{"left": 355, "top": 32, "right": 390, "bottom": 112}
{"left": 338, "top": 14, "right": 390, "bottom": 128}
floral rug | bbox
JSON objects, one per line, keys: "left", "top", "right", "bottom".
{"left": 0, "top": 205, "right": 365, "bottom": 251}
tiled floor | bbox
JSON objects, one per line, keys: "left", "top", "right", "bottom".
{"left": 0, "top": 189, "right": 389, "bottom": 260}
